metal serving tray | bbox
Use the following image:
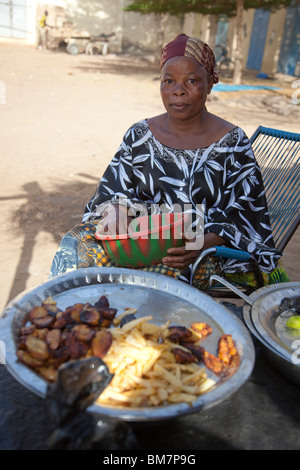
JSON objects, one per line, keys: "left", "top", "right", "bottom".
{"left": 0, "top": 267, "right": 255, "bottom": 421}
{"left": 251, "top": 285, "right": 300, "bottom": 360}
{"left": 243, "top": 282, "right": 300, "bottom": 387}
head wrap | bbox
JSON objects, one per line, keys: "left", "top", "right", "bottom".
{"left": 160, "top": 34, "right": 219, "bottom": 84}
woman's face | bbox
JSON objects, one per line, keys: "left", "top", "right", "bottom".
{"left": 160, "top": 56, "right": 213, "bottom": 121}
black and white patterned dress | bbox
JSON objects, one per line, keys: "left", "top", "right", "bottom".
{"left": 82, "top": 119, "right": 281, "bottom": 274}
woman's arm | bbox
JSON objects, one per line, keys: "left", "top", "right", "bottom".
{"left": 162, "top": 232, "right": 225, "bottom": 269}
{"left": 82, "top": 126, "right": 147, "bottom": 223}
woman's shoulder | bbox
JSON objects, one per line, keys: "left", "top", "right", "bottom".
{"left": 220, "top": 125, "right": 250, "bottom": 146}
{"left": 120, "top": 119, "right": 151, "bottom": 145}
{"left": 206, "top": 113, "right": 249, "bottom": 145}
{"left": 124, "top": 119, "right": 149, "bottom": 135}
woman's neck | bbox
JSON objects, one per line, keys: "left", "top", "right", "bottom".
{"left": 147, "top": 111, "right": 234, "bottom": 150}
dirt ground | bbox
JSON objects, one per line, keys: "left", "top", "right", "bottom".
{"left": 0, "top": 39, "right": 299, "bottom": 313}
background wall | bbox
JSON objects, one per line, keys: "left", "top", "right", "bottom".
{"left": 1, "top": 1, "right": 297, "bottom": 77}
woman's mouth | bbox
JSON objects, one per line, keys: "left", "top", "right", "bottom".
{"left": 171, "top": 102, "right": 187, "bottom": 110}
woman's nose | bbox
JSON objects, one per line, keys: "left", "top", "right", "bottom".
{"left": 173, "top": 83, "right": 186, "bottom": 95}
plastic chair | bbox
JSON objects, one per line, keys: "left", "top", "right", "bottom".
{"left": 191, "top": 126, "right": 300, "bottom": 297}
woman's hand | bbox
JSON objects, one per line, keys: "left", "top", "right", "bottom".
{"left": 162, "top": 232, "right": 225, "bottom": 269}
{"left": 161, "top": 234, "right": 201, "bottom": 269}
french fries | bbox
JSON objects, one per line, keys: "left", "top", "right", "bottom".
{"left": 16, "top": 296, "right": 240, "bottom": 409}
{"left": 96, "top": 315, "right": 216, "bottom": 408}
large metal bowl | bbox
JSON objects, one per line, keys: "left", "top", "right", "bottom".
{"left": 0, "top": 267, "right": 255, "bottom": 422}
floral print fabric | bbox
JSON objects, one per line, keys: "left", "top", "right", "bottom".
{"left": 83, "top": 120, "right": 282, "bottom": 274}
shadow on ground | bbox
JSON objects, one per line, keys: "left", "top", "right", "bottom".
{"left": 71, "top": 53, "right": 160, "bottom": 76}
{"left": 3, "top": 173, "right": 99, "bottom": 304}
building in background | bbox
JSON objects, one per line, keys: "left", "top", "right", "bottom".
{"left": 0, "top": 0, "right": 298, "bottom": 77}
{"left": 277, "top": 4, "right": 300, "bottom": 77}
{"left": 0, "top": 0, "right": 29, "bottom": 39}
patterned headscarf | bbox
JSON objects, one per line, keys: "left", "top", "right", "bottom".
{"left": 160, "top": 34, "right": 219, "bottom": 84}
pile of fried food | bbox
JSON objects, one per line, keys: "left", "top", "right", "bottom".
{"left": 16, "top": 295, "right": 240, "bottom": 407}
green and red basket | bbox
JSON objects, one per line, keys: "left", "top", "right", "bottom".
{"left": 95, "top": 213, "right": 187, "bottom": 268}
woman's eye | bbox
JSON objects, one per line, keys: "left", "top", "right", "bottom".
{"left": 189, "top": 78, "right": 196, "bottom": 84}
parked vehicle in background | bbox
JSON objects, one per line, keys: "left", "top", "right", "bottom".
{"left": 36, "top": 4, "right": 118, "bottom": 55}
{"left": 67, "top": 33, "right": 116, "bottom": 56}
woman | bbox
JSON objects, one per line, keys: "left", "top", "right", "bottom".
{"left": 50, "top": 34, "right": 288, "bottom": 289}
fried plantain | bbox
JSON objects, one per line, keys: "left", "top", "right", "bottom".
{"left": 46, "top": 328, "right": 61, "bottom": 351}
{"left": 92, "top": 330, "right": 112, "bottom": 358}
{"left": 17, "top": 349, "right": 45, "bottom": 368}
{"left": 80, "top": 304, "right": 101, "bottom": 326}
{"left": 72, "top": 324, "right": 94, "bottom": 342}
{"left": 25, "top": 335, "right": 50, "bottom": 361}
{"left": 69, "top": 334, "right": 90, "bottom": 360}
